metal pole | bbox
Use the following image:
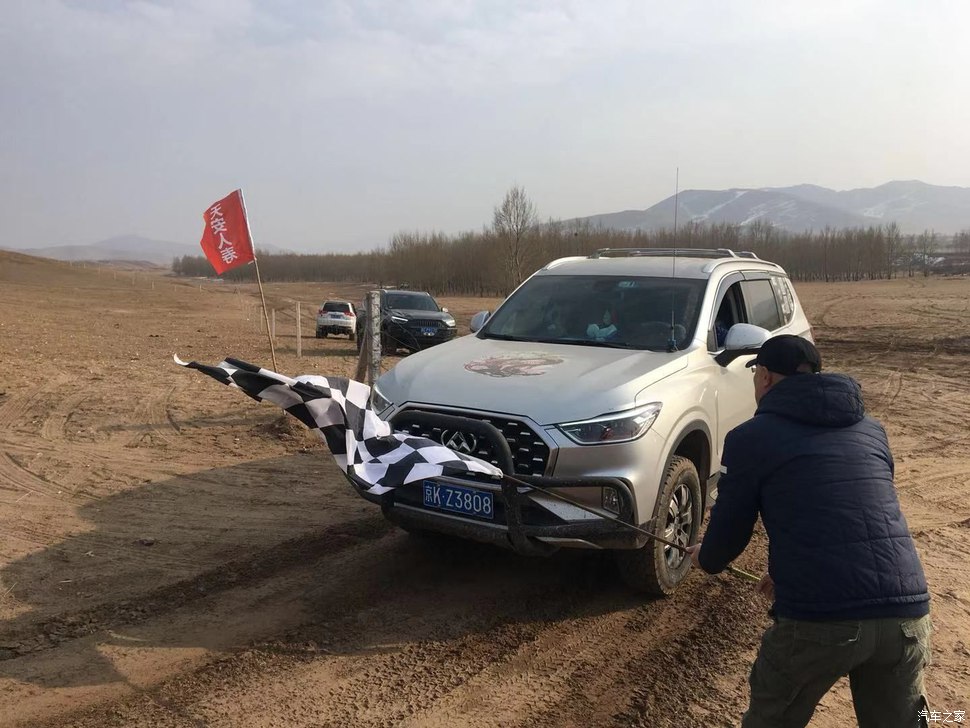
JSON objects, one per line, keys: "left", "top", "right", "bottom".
{"left": 296, "top": 301, "right": 302, "bottom": 358}
{"left": 239, "top": 188, "right": 278, "bottom": 372}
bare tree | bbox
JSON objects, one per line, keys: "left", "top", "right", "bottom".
{"left": 884, "top": 222, "right": 901, "bottom": 279}
{"left": 493, "top": 184, "right": 538, "bottom": 289}
{"left": 916, "top": 229, "right": 939, "bottom": 277}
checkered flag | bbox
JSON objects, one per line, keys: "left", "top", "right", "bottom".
{"left": 174, "top": 355, "right": 503, "bottom": 494}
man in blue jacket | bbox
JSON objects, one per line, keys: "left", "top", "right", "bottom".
{"left": 687, "top": 335, "right": 931, "bottom": 728}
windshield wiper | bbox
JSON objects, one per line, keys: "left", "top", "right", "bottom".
{"left": 480, "top": 332, "right": 540, "bottom": 342}
{"left": 554, "top": 338, "right": 641, "bottom": 349}
{"left": 480, "top": 333, "right": 642, "bottom": 349}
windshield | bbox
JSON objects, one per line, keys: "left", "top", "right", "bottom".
{"left": 322, "top": 301, "right": 352, "bottom": 314}
{"left": 481, "top": 275, "right": 707, "bottom": 351}
{"left": 385, "top": 292, "right": 439, "bottom": 311}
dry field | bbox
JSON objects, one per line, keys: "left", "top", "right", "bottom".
{"left": 0, "top": 250, "right": 968, "bottom": 727}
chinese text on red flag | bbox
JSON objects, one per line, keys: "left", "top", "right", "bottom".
{"left": 199, "top": 190, "right": 256, "bottom": 274}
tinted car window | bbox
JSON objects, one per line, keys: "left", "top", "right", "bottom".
{"left": 385, "top": 292, "right": 439, "bottom": 311}
{"left": 482, "top": 274, "right": 706, "bottom": 351}
{"left": 770, "top": 276, "right": 795, "bottom": 325}
{"left": 323, "top": 301, "right": 353, "bottom": 314}
{"left": 741, "top": 279, "right": 782, "bottom": 331}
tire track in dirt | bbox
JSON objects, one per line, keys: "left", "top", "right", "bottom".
{"left": 810, "top": 295, "right": 850, "bottom": 330}
{"left": 180, "top": 546, "right": 611, "bottom": 728}
{"left": 0, "top": 515, "right": 391, "bottom": 662}
{"left": 0, "top": 451, "right": 91, "bottom": 505}
{"left": 875, "top": 368, "right": 905, "bottom": 410}
{"left": 396, "top": 601, "right": 664, "bottom": 727}
{"left": 0, "top": 389, "right": 44, "bottom": 436}
{"left": 902, "top": 463, "right": 970, "bottom": 529}
{"left": 124, "top": 383, "right": 181, "bottom": 449}
{"left": 38, "top": 391, "right": 90, "bottom": 443}
{"left": 396, "top": 585, "right": 712, "bottom": 728}
{"left": 0, "top": 380, "right": 166, "bottom": 501}
{"left": 48, "top": 542, "right": 769, "bottom": 728}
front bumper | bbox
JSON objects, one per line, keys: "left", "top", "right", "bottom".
{"left": 347, "top": 471, "right": 642, "bottom": 554}
{"left": 385, "top": 322, "right": 457, "bottom": 349}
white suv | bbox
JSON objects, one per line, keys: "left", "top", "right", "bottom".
{"left": 367, "top": 249, "right": 813, "bottom": 594}
{"left": 316, "top": 300, "right": 357, "bottom": 340}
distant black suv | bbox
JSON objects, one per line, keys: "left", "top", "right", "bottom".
{"left": 356, "top": 289, "right": 458, "bottom": 354}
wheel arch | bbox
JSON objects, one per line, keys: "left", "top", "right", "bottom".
{"left": 650, "top": 420, "right": 712, "bottom": 520}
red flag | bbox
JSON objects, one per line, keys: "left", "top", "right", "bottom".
{"left": 199, "top": 189, "right": 256, "bottom": 274}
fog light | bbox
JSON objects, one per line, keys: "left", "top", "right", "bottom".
{"left": 602, "top": 487, "right": 621, "bottom": 514}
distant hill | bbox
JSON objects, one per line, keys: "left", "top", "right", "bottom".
{"left": 572, "top": 181, "right": 970, "bottom": 235}
{"left": 6, "top": 234, "right": 291, "bottom": 267}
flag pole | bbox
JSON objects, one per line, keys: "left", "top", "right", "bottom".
{"left": 238, "top": 189, "right": 278, "bottom": 372}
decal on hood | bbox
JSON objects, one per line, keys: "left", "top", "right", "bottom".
{"left": 464, "top": 353, "right": 565, "bottom": 378}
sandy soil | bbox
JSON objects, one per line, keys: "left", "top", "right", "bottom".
{"left": 0, "top": 251, "right": 967, "bottom": 727}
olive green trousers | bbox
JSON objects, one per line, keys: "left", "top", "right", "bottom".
{"left": 742, "top": 614, "right": 932, "bottom": 728}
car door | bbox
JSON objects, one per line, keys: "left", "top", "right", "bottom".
{"left": 708, "top": 273, "right": 758, "bottom": 462}
{"left": 708, "top": 271, "right": 805, "bottom": 462}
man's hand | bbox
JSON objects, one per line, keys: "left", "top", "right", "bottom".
{"left": 756, "top": 573, "right": 774, "bottom": 602}
{"left": 686, "top": 543, "right": 702, "bottom": 569}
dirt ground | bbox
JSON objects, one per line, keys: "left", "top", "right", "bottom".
{"left": 0, "top": 251, "right": 967, "bottom": 727}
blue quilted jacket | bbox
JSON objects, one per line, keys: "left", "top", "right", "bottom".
{"left": 698, "top": 373, "right": 930, "bottom": 620}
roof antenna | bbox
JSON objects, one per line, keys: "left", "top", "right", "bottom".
{"left": 668, "top": 167, "right": 679, "bottom": 353}
{"left": 672, "top": 167, "right": 679, "bottom": 237}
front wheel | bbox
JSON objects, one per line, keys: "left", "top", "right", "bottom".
{"left": 614, "top": 455, "right": 702, "bottom": 596}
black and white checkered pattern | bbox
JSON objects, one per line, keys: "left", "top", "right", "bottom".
{"left": 174, "top": 355, "right": 503, "bottom": 494}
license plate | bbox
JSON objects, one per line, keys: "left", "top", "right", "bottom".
{"left": 421, "top": 326, "right": 436, "bottom": 336}
{"left": 330, "top": 313, "right": 345, "bottom": 318}
{"left": 423, "top": 481, "right": 494, "bottom": 519}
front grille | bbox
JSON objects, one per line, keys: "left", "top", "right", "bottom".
{"left": 407, "top": 319, "right": 442, "bottom": 328}
{"left": 398, "top": 409, "right": 551, "bottom": 476}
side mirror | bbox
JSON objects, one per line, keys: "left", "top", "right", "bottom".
{"left": 441, "top": 307, "right": 449, "bottom": 313}
{"left": 469, "top": 310, "right": 490, "bottom": 333}
{"left": 715, "top": 323, "right": 771, "bottom": 366}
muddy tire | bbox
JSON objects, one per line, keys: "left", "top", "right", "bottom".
{"left": 614, "top": 455, "right": 702, "bottom": 596}
{"left": 349, "top": 331, "right": 356, "bottom": 342}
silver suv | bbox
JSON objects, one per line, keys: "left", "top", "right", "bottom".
{"left": 368, "top": 249, "right": 813, "bottom": 594}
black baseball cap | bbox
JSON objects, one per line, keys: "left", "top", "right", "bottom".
{"left": 746, "top": 335, "right": 821, "bottom": 375}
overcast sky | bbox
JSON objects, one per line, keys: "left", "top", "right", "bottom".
{"left": 2, "top": 0, "right": 968, "bottom": 252}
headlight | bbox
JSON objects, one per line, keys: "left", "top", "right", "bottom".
{"left": 390, "top": 315, "right": 408, "bottom": 324}
{"left": 444, "top": 316, "right": 456, "bottom": 327}
{"left": 371, "top": 384, "right": 393, "bottom": 415}
{"left": 557, "top": 403, "right": 662, "bottom": 445}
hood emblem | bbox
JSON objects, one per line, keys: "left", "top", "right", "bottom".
{"left": 441, "top": 429, "right": 478, "bottom": 454}
{"left": 464, "top": 353, "right": 564, "bottom": 378}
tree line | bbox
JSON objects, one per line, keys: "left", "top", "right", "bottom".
{"left": 172, "top": 186, "right": 970, "bottom": 296}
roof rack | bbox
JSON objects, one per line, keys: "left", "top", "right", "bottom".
{"left": 588, "top": 247, "right": 759, "bottom": 260}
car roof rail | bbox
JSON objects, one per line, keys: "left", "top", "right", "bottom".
{"left": 736, "top": 250, "right": 761, "bottom": 259}
{"left": 588, "top": 247, "right": 740, "bottom": 259}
